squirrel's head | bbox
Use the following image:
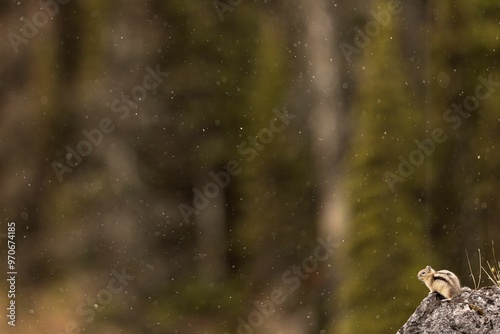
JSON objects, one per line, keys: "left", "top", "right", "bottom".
{"left": 417, "top": 265, "right": 433, "bottom": 281}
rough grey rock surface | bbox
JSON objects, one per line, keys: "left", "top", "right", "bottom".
{"left": 397, "top": 286, "right": 500, "bottom": 334}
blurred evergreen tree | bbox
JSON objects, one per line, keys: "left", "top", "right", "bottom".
{"left": 339, "top": 0, "right": 500, "bottom": 333}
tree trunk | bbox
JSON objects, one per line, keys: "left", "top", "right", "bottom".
{"left": 301, "top": 0, "right": 350, "bottom": 330}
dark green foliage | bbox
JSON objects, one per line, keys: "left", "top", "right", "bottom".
{"left": 339, "top": 0, "right": 500, "bottom": 333}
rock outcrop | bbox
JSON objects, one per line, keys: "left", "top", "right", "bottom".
{"left": 397, "top": 286, "right": 500, "bottom": 334}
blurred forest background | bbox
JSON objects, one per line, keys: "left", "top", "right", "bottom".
{"left": 1, "top": 0, "right": 500, "bottom": 333}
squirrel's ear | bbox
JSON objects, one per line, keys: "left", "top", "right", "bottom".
{"left": 426, "top": 265, "right": 431, "bottom": 269}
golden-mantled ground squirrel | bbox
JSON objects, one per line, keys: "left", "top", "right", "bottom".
{"left": 417, "top": 265, "right": 462, "bottom": 300}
